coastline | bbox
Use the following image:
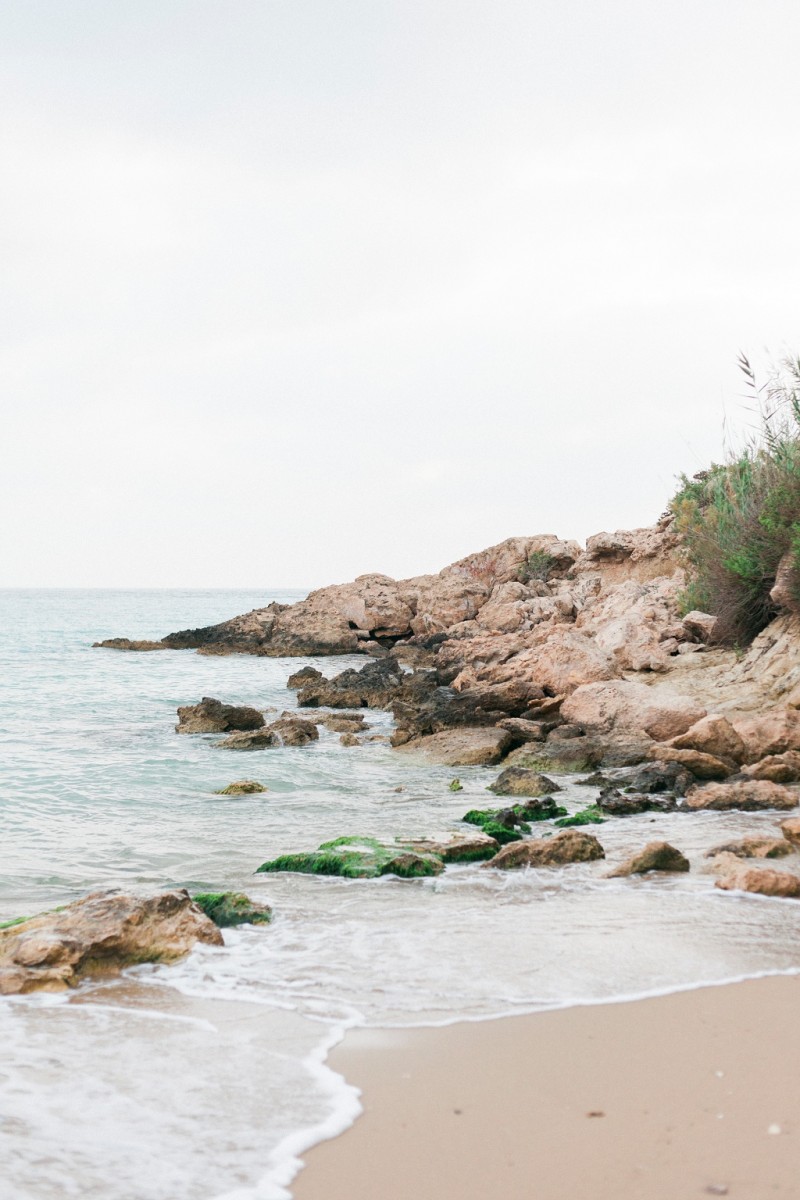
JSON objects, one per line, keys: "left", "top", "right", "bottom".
{"left": 294, "top": 974, "right": 800, "bottom": 1200}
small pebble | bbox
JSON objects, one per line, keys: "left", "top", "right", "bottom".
{"left": 768, "top": 1123, "right": 782, "bottom": 1135}
{"left": 704, "top": 1186, "right": 729, "bottom": 1196}
{"left": 586, "top": 1110, "right": 605, "bottom": 1118}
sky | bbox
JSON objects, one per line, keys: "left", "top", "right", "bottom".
{"left": 2, "top": 0, "right": 799, "bottom": 588}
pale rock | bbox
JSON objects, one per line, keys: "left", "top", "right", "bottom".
{"left": 682, "top": 611, "right": 719, "bottom": 642}
{"left": 485, "top": 829, "right": 605, "bottom": 870}
{"left": 651, "top": 746, "right": 734, "bottom": 779}
{"left": 704, "top": 837, "right": 793, "bottom": 860}
{"left": 741, "top": 751, "right": 800, "bottom": 783}
{"left": 780, "top": 817, "right": 800, "bottom": 848}
{"left": 713, "top": 857, "right": 800, "bottom": 899}
{"left": 683, "top": 780, "right": 799, "bottom": 811}
{"left": 606, "top": 841, "right": 690, "bottom": 877}
{"left": 393, "top": 727, "right": 512, "bottom": 766}
{"left": 669, "top": 715, "right": 747, "bottom": 764}
{"left": 561, "top": 680, "right": 706, "bottom": 742}
{"left": 730, "top": 707, "right": 800, "bottom": 763}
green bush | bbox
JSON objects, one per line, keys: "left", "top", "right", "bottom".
{"left": 671, "top": 354, "right": 800, "bottom": 645}
{"left": 519, "top": 551, "right": 555, "bottom": 583}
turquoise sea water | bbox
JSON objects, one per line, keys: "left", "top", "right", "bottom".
{"left": 2, "top": 589, "right": 800, "bottom": 1199}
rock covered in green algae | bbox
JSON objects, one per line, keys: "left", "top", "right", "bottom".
{"left": 406, "top": 832, "right": 500, "bottom": 863}
{"left": 214, "top": 780, "right": 268, "bottom": 795}
{"left": 256, "top": 836, "right": 444, "bottom": 879}
{"left": 554, "top": 804, "right": 606, "bottom": 827}
{"left": 488, "top": 767, "right": 561, "bottom": 797}
{"left": 192, "top": 892, "right": 273, "bottom": 926}
{"left": 462, "top": 797, "right": 568, "bottom": 843}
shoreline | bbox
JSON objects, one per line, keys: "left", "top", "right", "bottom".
{"left": 293, "top": 974, "right": 800, "bottom": 1200}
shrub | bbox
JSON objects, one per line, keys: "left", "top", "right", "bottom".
{"left": 520, "top": 550, "right": 555, "bottom": 583}
{"left": 670, "top": 354, "right": 800, "bottom": 645}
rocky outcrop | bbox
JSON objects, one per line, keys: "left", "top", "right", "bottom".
{"left": 667, "top": 715, "right": 746, "bottom": 764}
{"left": 561, "top": 680, "right": 706, "bottom": 744}
{"left": 606, "top": 841, "right": 690, "bottom": 877}
{"left": 485, "top": 829, "right": 605, "bottom": 870}
{"left": 0, "top": 890, "right": 223, "bottom": 995}
{"left": 219, "top": 716, "right": 319, "bottom": 749}
{"left": 176, "top": 697, "right": 265, "bottom": 734}
{"left": 292, "top": 659, "right": 404, "bottom": 709}
{"left": 683, "top": 780, "right": 799, "bottom": 811}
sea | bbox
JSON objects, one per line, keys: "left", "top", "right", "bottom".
{"left": 2, "top": 588, "right": 800, "bottom": 1199}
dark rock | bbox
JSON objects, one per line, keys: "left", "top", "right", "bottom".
{"left": 597, "top": 788, "right": 678, "bottom": 816}
{"left": 214, "top": 780, "right": 268, "bottom": 795}
{"left": 176, "top": 697, "right": 265, "bottom": 735}
{"left": 219, "top": 717, "right": 319, "bottom": 750}
{"left": 296, "top": 658, "right": 403, "bottom": 709}
{"left": 93, "top": 638, "right": 169, "bottom": 651}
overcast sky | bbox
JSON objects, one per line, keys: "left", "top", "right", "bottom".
{"left": 2, "top": 0, "right": 799, "bottom": 587}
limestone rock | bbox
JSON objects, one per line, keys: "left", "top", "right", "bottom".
{"left": 488, "top": 768, "right": 561, "bottom": 797}
{"left": 214, "top": 780, "right": 268, "bottom": 795}
{"left": 497, "top": 717, "right": 549, "bottom": 743}
{"left": 668, "top": 715, "right": 746, "bottom": 764}
{"left": 780, "top": 817, "right": 800, "bottom": 847}
{"left": 683, "top": 780, "right": 799, "bottom": 812}
{"left": 768, "top": 552, "right": 800, "bottom": 614}
{"left": 176, "top": 697, "right": 265, "bottom": 735}
{"left": 714, "top": 858, "right": 800, "bottom": 899}
{"left": 192, "top": 892, "right": 272, "bottom": 926}
{"left": 219, "top": 717, "right": 319, "bottom": 750}
{"left": 561, "top": 680, "right": 706, "bottom": 743}
{"left": 294, "top": 659, "right": 403, "bottom": 709}
{"left": 485, "top": 829, "right": 605, "bottom": 869}
{"left": 0, "top": 889, "right": 222, "bottom": 996}
{"left": 606, "top": 841, "right": 690, "bottom": 877}
{"left": 730, "top": 708, "right": 800, "bottom": 763}
{"left": 682, "top": 611, "right": 719, "bottom": 643}
{"left": 406, "top": 832, "right": 500, "bottom": 863}
{"left": 741, "top": 750, "right": 800, "bottom": 783}
{"left": 704, "top": 837, "right": 794, "bottom": 860}
{"left": 651, "top": 745, "right": 734, "bottom": 780}
{"left": 394, "top": 727, "right": 512, "bottom": 766}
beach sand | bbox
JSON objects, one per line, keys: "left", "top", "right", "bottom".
{"left": 294, "top": 975, "right": 800, "bottom": 1200}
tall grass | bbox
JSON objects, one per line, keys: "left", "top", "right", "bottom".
{"left": 670, "top": 354, "right": 800, "bottom": 646}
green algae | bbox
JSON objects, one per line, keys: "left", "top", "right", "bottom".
{"left": 554, "top": 805, "right": 606, "bottom": 827}
{"left": 462, "top": 797, "right": 568, "bottom": 843}
{"left": 256, "top": 836, "right": 444, "bottom": 879}
{"left": 448, "top": 778, "right": 464, "bottom": 792}
{"left": 0, "top": 915, "right": 29, "bottom": 930}
{"left": 192, "top": 892, "right": 272, "bottom": 927}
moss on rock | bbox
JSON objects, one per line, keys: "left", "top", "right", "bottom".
{"left": 256, "top": 836, "right": 444, "bottom": 879}
{"left": 192, "top": 892, "right": 273, "bottom": 926}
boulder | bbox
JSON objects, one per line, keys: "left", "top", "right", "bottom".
{"left": 406, "top": 832, "right": 500, "bottom": 863}
{"left": 713, "top": 857, "right": 800, "bottom": 899}
{"left": 256, "top": 836, "right": 444, "bottom": 879}
{"left": 683, "top": 780, "right": 799, "bottom": 812}
{"left": 0, "top": 889, "right": 222, "bottom": 996}
{"left": 497, "top": 717, "right": 549, "bottom": 743}
{"left": 650, "top": 746, "right": 734, "bottom": 780}
{"left": 561, "top": 680, "right": 706, "bottom": 743}
{"left": 668, "top": 715, "right": 746, "bottom": 764}
{"left": 741, "top": 751, "right": 800, "bottom": 783}
{"left": 485, "top": 829, "right": 605, "bottom": 869}
{"left": 214, "top": 780, "right": 268, "bottom": 795}
{"left": 176, "top": 697, "right": 265, "bottom": 734}
{"left": 393, "top": 727, "right": 512, "bottom": 766}
{"left": 597, "top": 789, "right": 677, "bottom": 816}
{"left": 768, "top": 551, "right": 800, "bottom": 614}
{"left": 615, "top": 760, "right": 693, "bottom": 796}
{"left": 295, "top": 659, "right": 403, "bottom": 709}
{"left": 340, "top": 732, "right": 361, "bottom": 747}
{"left": 192, "top": 892, "right": 272, "bottom": 926}
{"left": 488, "top": 768, "right": 561, "bottom": 797}
{"left": 219, "top": 717, "right": 319, "bottom": 750}
{"left": 704, "top": 838, "right": 794, "bottom": 860}
{"left": 606, "top": 841, "right": 690, "bottom": 877}
{"left": 780, "top": 817, "right": 800, "bottom": 848}
{"left": 682, "top": 611, "right": 719, "bottom": 642}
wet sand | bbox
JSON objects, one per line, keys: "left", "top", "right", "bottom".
{"left": 294, "top": 975, "right": 800, "bottom": 1200}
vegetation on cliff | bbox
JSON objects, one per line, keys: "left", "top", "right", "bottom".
{"left": 671, "top": 354, "right": 800, "bottom": 645}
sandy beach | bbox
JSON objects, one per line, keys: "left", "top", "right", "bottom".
{"left": 295, "top": 975, "right": 800, "bottom": 1200}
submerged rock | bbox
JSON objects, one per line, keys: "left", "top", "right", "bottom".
{"left": 214, "top": 780, "right": 268, "bottom": 795}
{"left": 683, "top": 780, "right": 799, "bottom": 811}
{"left": 485, "top": 829, "right": 605, "bottom": 870}
{"left": 219, "top": 717, "right": 319, "bottom": 750}
{"left": 0, "top": 889, "right": 222, "bottom": 996}
{"left": 256, "top": 836, "right": 444, "bottom": 879}
{"left": 192, "top": 892, "right": 272, "bottom": 927}
{"left": 488, "top": 768, "right": 561, "bottom": 797}
{"left": 93, "top": 638, "right": 169, "bottom": 651}
{"left": 606, "top": 841, "right": 690, "bottom": 877}
{"left": 176, "top": 697, "right": 265, "bottom": 735}
{"left": 705, "top": 837, "right": 794, "bottom": 860}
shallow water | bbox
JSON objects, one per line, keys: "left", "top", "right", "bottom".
{"left": 1, "top": 589, "right": 799, "bottom": 1199}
